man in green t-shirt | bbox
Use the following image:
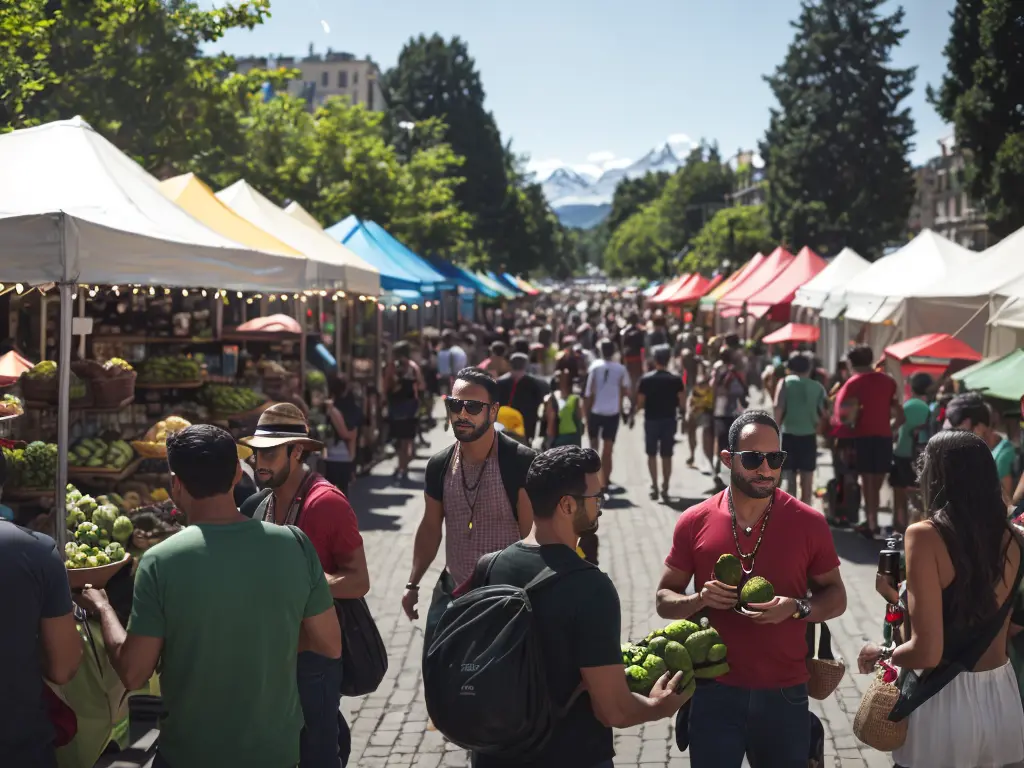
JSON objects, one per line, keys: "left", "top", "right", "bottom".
{"left": 945, "top": 393, "right": 1019, "bottom": 504}
{"left": 79, "top": 425, "right": 341, "bottom": 768}
{"left": 890, "top": 373, "right": 933, "bottom": 532}
{"left": 773, "top": 352, "right": 828, "bottom": 505}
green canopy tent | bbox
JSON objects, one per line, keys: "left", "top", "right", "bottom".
{"left": 952, "top": 348, "right": 1024, "bottom": 402}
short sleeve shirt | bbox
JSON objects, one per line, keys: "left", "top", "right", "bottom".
{"left": 833, "top": 372, "right": 897, "bottom": 438}
{"left": 664, "top": 490, "right": 840, "bottom": 689}
{"left": 638, "top": 370, "right": 685, "bottom": 420}
{"left": 0, "top": 523, "right": 73, "bottom": 765}
{"left": 894, "top": 398, "right": 932, "bottom": 459}
{"left": 128, "top": 521, "right": 332, "bottom": 768}
{"left": 298, "top": 476, "right": 364, "bottom": 574}
{"left": 993, "top": 438, "right": 1016, "bottom": 481}
{"left": 585, "top": 361, "right": 631, "bottom": 416}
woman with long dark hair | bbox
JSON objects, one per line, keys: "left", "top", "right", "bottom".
{"left": 876, "top": 430, "right": 1024, "bottom": 767}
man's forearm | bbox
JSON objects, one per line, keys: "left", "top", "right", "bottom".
{"left": 655, "top": 589, "right": 704, "bottom": 620}
{"left": 327, "top": 569, "right": 369, "bottom": 599}
{"left": 613, "top": 693, "right": 677, "bottom": 728}
{"left": 806, "top": 583, "right": 846, "bottom": 623}
{"left": 95, "top": 603, "right": 128, "bottom": 671}
{"left": 408, "top": 521, "right": 443, "bottom": 585}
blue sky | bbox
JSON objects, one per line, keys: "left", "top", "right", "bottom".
{"left": 203, "top": 0, "right": 958, "bottom": 179}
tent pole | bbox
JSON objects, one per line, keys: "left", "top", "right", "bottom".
{"left": 334, "top": 298, "right": 342, "bottom": 373}
{"left": 55, "top": 281, "right": 73, "bottom": 552}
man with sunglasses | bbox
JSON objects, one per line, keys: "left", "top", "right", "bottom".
{"left": 404, "top": 368, "right": 536, "bottom": 623}
{"left": 466, "top": 446, "right": 690, "bottom": 768}
{"left": 655, "top": 411, "right": 847, "bottom": 768}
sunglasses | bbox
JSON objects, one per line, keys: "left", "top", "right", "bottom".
{"left": 730, "top": 450, "right": 787, "bottom": 471}
{"left": 444, "top": 396, "right": 492, "bottom": 416}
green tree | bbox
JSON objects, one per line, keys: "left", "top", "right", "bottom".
{"left": 930, "top": 0, "right": 1024, "bottom": 242}
{"left": 0, "top": 0, "right": 56, "bottom": 130}
{"left": 761, "top": 0, "right": 916, "bottom": 258}
{"left": 384, "top": 35, "right": 517, "bottom": 265}
{"left": 658, "top": 142, "right": 734, "bottom": 251}
{"left": 686, "top": 205, "right": 776, "bottom": 272}
{"left": 605, "top": 171, "right": 671, "bottom": 234}
{"left": 603, "top": 204, "right": 672, "bottom": 279}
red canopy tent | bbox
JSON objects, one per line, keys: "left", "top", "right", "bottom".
{"left": 883, "top": 333, "right": 982, "bottom": 399}
{"left": 742, "top": 246, "right": 827, "bottom": 322}
{"left": 762, "top": 322, "right": 820, "bottom": 345}
{"left": 717, "top": 246, "right": 795, "bottom": 316}
{"left": 650, "top": 274, "right": 690, "bottom": 304}
{"left": 664, "top": 273, "right": 723, "bottom": 304}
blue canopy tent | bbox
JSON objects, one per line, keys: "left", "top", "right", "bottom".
{"left": 426, "top": 256, "right": 499, "bottom": 298}
{"left": 361, "top": 220, "right": 455, "bottom": 292}
{"left": 489, "top": 271, "right": 524, "bottom": 296}
{"left": 325, "top": 217, "right": 421, "bottom": 293}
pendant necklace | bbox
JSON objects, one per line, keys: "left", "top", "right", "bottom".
{"left": 728, "top": 489, "right": 773, "bottom": 574}
{"left": 458, "top": 434, "right": 495, "bottom": 532}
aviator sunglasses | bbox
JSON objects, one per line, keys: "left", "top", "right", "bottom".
{"left": 443, "top": 396, "right": 492, "bottom": 416}
{"left": 730, "top": 450, "right": 788, "bottom": 471}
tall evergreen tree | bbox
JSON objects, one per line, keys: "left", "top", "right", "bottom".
{"left": 384, "top": 35, "right": 521, "bottom": 267}
{"left": 930, "top": 0, "right": 1024, "bottom": 242}
{"left": 761, "top": 0, "right": 916, "bottom": 258}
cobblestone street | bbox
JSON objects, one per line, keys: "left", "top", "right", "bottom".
{"left": 343, "top": 412, "right": 895, "bottom": 768}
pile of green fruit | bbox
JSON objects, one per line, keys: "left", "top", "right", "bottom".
{"left": 103, "top": 358, "right": 134, "bottom": 375}
{"left": 0, "top": 393, "right": 23, "bottom": 416}
{"left": 2, "top": 446, "right": 24, "bottom": 486}
{"left": 137, "top": 356, "right": 201, "bottom": 384}
{"left": 202, "top": 384, "right": 264, "bottom": 414}
{"left": 306, "top": 370, "right": 327, "bottom": 390}
{"left": 64, "top": 484, "right": 134, "bottom": 569}
{"left": 69, "top": 438, "right": 135, "bottom": 470}
{"left": 621, "top": 617, "right": 730, "bottom": 697}
{"left": 714, "top": 554, "right": 776, "bottom": 611}
{"left": 24, "top": 360, "right": 57, "bottom": 379}
{"left": 21, "top": 441, "right": 58, "bottom": 488}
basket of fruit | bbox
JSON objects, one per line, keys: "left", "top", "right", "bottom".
{"left": 201, "top": 384, "right": 268, "bottom": 418}
{"left": 131, "top": 415, "right": 192, "bottom": 459}
{"left": 64, "top": 483, "right": 136, "bottom": 588}
{"left": 68, "top": 437, "right": 138, "bottom": 478}
{"left": 3, "top": 441, "right": 58, "bottom": 496}
{"left": 84, "top": 358, "right": 137, "bottom": 407}
{"left": 19, "top": 361, "right": 90, "bottom": 406}
{"left": 0, "top": 394, "right": 23, "bottom": 418}
{"left": 136, "top": 356, "right": 202, "bottom": 388}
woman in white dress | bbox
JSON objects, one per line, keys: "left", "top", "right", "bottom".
{"left": 870, "top": 430, "right": 1024, "bottom": 768}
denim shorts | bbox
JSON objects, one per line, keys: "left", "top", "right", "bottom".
{"left": 644, "top": 417, "right": 677, "bottom": 457}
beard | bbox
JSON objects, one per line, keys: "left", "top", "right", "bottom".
{"left": 573, "top": 502, "right": 599, "bottom": 535}
{"left": 256, "top": 465, "right": 291, "bottom": 489}
{"left": 732, "top": 472, "right": 777, "bottom": 500}
{"left": 452, "top": 418, "right": 492, "bottom": 444}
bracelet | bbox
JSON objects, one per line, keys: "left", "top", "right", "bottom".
{"left": 405, "top": 583, "right": 420, "bottom": 591}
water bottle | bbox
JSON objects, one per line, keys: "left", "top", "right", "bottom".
{"left": 878, "top": 533, "right": 903, "bottom": 591}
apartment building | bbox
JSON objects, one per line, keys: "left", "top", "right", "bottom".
{"left": 728, "top": 150, "right": 767, "bottom": 207}
{"left": 908, "top": 135, "right": 989, "bottom": 251}
{"left": 235, "top": 46, "right": 387, "bottom": 113}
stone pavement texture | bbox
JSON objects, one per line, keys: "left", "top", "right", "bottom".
{"left": 342, "top": 412, "right": 895, "bottom": 768}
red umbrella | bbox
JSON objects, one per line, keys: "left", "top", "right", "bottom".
{"left": 762, "top": 323, "right": 820, "bottom": 345}
{"left": 883, "top": 333, "right": 981, "bottom": 363}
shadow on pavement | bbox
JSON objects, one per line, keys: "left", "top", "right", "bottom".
{"left": 832, "top": 527, "right": 884, "bottom": 566}
{"left": 604, "top": 496, "right": 636, "bottom": 510}
{"left": 346, "top": 475, "right": 416, "bottom": 531}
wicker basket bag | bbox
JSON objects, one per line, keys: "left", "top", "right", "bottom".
{"left": 806, "top": 622, "right": 846, "bottom": 700}
{"left": 853, "top": 671, "right": 907, "bottom": 751}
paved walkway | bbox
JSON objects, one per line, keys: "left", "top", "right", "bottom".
{"left": 342, "top": 413, "right": 895, "bottom": 768}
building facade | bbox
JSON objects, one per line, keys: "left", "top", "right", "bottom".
{"left": 235, "top": 46, "right": 386, "bottom": 113}
{"left": 728, "top": 150, "right": 767, "bottom": 207}
{"left": 908, "top": 136, "right": 989, "bottom": 251}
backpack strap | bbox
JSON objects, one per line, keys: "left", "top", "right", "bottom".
{"left": 524, "top": 557, "right": 595, "bottom": 592}
{"left": 241, "top": 488, "right": 273, "bottom": 520}
{"left": 471, "top": 551, "right": 502, "bottom": 589}
{"left": 496, "top": 432, "right": 538, "bottom": 522}
{"left": 425, "top": 444, "right": 457, "bottom": 502}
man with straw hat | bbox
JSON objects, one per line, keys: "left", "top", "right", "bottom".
{"left": 240, "top": 403, "right": 369, "bottom": 768}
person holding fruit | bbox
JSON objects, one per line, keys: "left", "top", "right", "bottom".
{"left": 654, "top": 410, "right": 847, "bottom": 768}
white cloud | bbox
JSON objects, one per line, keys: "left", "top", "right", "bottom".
{"left": 586, "top": 150, "right": 616, "bottom": 164}
{"left": 526, "top": 157, "right": 568, "bottom": 180}
{"left": 601, "top": 157, "right": 633, "bottom": 171}
{"left": 667, "top": 132, "right": 694, "bottom": 147}
{"left": 569, "top": 164, "right": 604, "bottom": 179}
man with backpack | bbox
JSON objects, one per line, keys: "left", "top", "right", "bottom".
{"left": 402, "top": 367, "right": 536, "bottom": 623}
{"left": 423, "top": 446, "right": 689, "bottom": 768}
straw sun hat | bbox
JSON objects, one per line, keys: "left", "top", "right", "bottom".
{"left": 239, "top": 403, "right": 324, "bottom": 451}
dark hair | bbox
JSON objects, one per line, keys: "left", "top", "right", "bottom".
{"left": 727, "top": 410, "right": 780, "bottom": 451}
{"left": 599, "top": 339, "right": 615, "bottom": 359}
{"left": 910, "top": 372, "right": 933, "bottom": 397}
{"left": 454, "top": 367, "right": 499, "bottom": 401}
{"left": 525, "top": 446, "right": 602, "bottom": 519}
{"left": 441, "top": 330, "right": 457, "bottom": 345}
{"left": 847, "top": 345, "right": 874, "bottom": 368}
{"left": 653, "top": 344, "right": 672, "bottom": 367}
{"left": 512, "top": 338, "right": 530, "bottom": 355}
{"left": 786, "top": 351, "right": 811, "bottom": 375}
{"left": 166, "top": 425, "right": 239, "bottom": 499}
{"left": 489, "top": 340, "right": 508, "bottom": 357}
{"left": 330, "top": 373, "right": 350, "bottom": 402}
{"left": 509, "top": 352, "right": 529, "bottom": 372}
{"left": 393, "top": 340, "right": 411, "bottom": 360}
{"left": 919, "top": 430, "right": 1011, "bottom": 626}
{"left": 945, "top": 391, "right": 990, "bottom": 428}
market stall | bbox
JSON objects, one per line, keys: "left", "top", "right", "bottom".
{"left": 882, "top": 333, "right": 982, "bottom": 399}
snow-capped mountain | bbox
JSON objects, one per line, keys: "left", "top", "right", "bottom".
{"left": 540, "top": 142, "right": 687, "bottom": 229}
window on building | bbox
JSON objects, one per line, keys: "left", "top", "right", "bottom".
{"left": 321, "top": 71, "right": 328, "bottom": 87}
{"left": 338, "top": 70, "right": 348, "bottom": 88}
{"left": 936, "top": 200, "right": 945, "bottom": 220}
{"left": 353, "top": 71, "right": 359, "bottom": 84}
{"left": 368, "top": 82, "right": 374, "bottom": 111}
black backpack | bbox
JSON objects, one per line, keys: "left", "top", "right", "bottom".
{"left": 423, "top": 550, "right": 589, "bottom": 760}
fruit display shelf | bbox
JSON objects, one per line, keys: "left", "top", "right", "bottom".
{"left": 24, "top": 394, "right": 136, "bottom": 412}
{"left": 67, "top": 457, "right": 143, "bottom": 484}
{"left": 4, "top": 486, "right": 57, "bottom": 501}
{"left": 210, "top": 397, "right": 272, "bottom": 422}
{"left": 135, "top": 380, "right": 204, "bottom": 390}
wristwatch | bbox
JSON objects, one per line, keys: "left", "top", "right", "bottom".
{"left": 792, "top": 598, "right": 811, "bottom": 620}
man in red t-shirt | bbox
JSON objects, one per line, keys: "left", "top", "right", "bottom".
{"left": 832, "top": 345, "right": 904, "bottom": 538}
{"left": 241, "top": 403, "right": 369, "bottom": 768}
{"left": 656, "top": 410, "right": 847, "bottom": 768}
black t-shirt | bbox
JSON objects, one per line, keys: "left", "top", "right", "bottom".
{"left": 475, "top": 542, "right": 621, "bottom": 768}
{"left": 645, "top": 329, "right": 668, "bottom": 353}
{"left": 622, "top": 326, "right": 645, "bottom": 357}
{"left": 639, "top": 369, "right": 685, "bottom": 420}
{"left": 497, "top": 373, "right": 550, "bottom": 438}
{"left": 0, "top": 522, "right": 74, "bottom": 765}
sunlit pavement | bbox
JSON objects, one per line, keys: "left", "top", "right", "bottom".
{"left": 342, "top": 409, "right": 892, "bottom": 767}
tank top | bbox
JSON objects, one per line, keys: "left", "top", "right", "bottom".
{"left": 553, "top": 393, "right": 581, "bottom": 436}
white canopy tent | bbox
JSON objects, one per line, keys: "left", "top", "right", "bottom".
{"left": 0, "top": 117, "right": 312, "bottom": 550}
{"left": 217, "top": 181, "right": 380, "bottom": 296}
{"left": 0, "top": 118, "right": 309, "bottom": 291}
{"left": 791, "top": 247, "right": 870, "bottom": 367}
{"left": 283, "top": 201, "right": 324, "bottom": 231}
{"left": 983, "top": 229, "right": 1024, "bottom": 354}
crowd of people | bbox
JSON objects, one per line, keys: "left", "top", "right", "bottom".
{"left": 7, "top": 287, "right": 1024, "bottom": 768}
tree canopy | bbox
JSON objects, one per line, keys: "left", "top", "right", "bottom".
{"left": 761, "top": 0, "right": 916, "bottom": 259}
{"left": 686, "top": 205, "right": 775, "bottom": 273}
